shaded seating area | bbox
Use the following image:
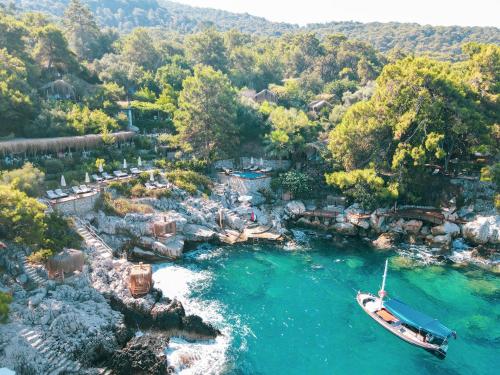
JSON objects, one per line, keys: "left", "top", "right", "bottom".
{"left": 46, "top": 249, "right": 84, "bottom": 280}
{"left": 129, "top": 262, "right": 153, "bottom": 298}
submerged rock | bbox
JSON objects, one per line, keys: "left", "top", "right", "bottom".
{"left": 332, "top": 222, "right": 358, "bottom": 236}
{"left": 372, "top": 232, "right": 400, "bottom": 250}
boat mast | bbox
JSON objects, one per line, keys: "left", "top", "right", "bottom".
{"left": 378, "top": 259, "right": 388, "bottom": 306}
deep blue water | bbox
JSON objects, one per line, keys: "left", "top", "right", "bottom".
{"left": 154, "top": 238, "right": 499, "bottom": 375}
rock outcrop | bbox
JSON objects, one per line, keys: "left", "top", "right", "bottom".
{"left": 463, "top": 216, "right": 500, "bottom": 245}
{"left": 110, "top": 334, "right": 169, "bottom": 375}
{"left": 285, "top": 201, "right": 306, "bottom": 218}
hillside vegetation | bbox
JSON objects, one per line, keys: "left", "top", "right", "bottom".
{"left": 2, "top": 0, "right": 499, "bottom": 58}
{"left": 0, "top": 0, "right": 498, "bottom": 209}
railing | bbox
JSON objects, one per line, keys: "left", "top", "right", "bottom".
{"left": 72, "top": 217, "right": 114, "bottom": 254}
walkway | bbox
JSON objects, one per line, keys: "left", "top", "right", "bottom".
{"left": 19, "top": 326, "right": 81, "bottom": 374}
{"left": 72, "top": 218, "right": 113, "bottom": 259}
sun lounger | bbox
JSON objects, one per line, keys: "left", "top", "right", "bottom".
{"left": 145, "top": 182, "right": 156, "bottom": 190}
{"left": 46, "top": 190, "right": 59, "bottom": 199}
{"left": 72, "top": 186, "right": 83, "bottom": 194}
{"left": 261, "top": 167, "right": 272, "bottom": 173}
{"left": 113, "top": 170, "right": 128, "bottom": 178}
{"left": 55, "top": 189, "right": 68, "bottom": 198}
{"left": 92, "top": 174, "right": 103, "bottom": 182}
{"left": 79, "top": 185, "right": 91, "bottom": 193}
{"left": 154, "top": 181, "right": 167, "bottom": 188}
{"left": 249, "top": 165, "right": 259, "bottom": 171}
{"left": 102, "top": 172, "right": 113, "bottom": 180}
{"left": 130, "top": 167, "right": 141, "bottom": 175}
{"left": 242, "top": 166, "right": 250, "bottom": 171}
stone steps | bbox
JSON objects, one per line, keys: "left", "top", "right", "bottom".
{"left": 74, "top": 223, "right": 113, "bottom": 259}
{"left": 21, "top": 255, "right": 47, "bottom": 286}
{"left": 20, "top": 327, "right": 82, "bottom": 374}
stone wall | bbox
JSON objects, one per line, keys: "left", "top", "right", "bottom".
{"left": 218, "top": 173, "right": 271, "bottom": 195}
{"left": 52, "top": 192, "right": 101, "bottom": 215}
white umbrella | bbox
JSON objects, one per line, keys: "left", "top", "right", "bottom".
{"left": 85, "top": 172, "right": 90, "bottom": 184}
{"left": 98, "top": 162, "right": 103, "bottom": 173}
{"left": 260, "top": 157, "right": 264, "bottom": 166}
{"left": 60, "top": 175, "right": 66, "bottom": 187}
{"left": 123, "top": 159, "right": 127, "bottom": 169}
{"left": 154, "top": 145, "right": 158, "bottom": 153}
{"left": 250, "top": 156, "right": 254, "bottom": 165}
{"left": 149, "top": 170, "right": 155, "bottom": 182}
{"left": 138, "top": 156, "right": 142, "bottom": 167}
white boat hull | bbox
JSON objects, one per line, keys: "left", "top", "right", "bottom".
{"left": 356, "top": 292, "right": 447, "bottom": 358}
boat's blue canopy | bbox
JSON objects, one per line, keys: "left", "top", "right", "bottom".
{"left": 384, "top": 298, "right": 453, "bottom": 339}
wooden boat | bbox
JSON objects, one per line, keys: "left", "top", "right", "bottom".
{"left": 357, "top": 259, "right": 456, "bottom": 359}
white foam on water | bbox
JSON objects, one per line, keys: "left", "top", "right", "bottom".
{"left": 153, "top": 263, "right": 232, "bottom": 374}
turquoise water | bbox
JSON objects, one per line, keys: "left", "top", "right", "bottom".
{"left": 154, "top": 238, "right": 499, "bottom": 375}
{"left": 231, "top": 171, "right": 266, "bottom": 179}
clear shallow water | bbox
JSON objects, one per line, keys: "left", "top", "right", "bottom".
{"left": 154, "top": 239, "right": 499, "bottom": 375}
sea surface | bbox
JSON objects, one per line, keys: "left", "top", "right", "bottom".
{"left": 152, "top": 236, "right": 499, "bottom": 375}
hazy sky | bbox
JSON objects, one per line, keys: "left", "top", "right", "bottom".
{"left": 175, "top": 0, "right": 500, "bottom": 27}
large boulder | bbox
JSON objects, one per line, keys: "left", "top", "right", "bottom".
{"left": 431, "top": 221, "right": 461, "bottom": 237}
{"left": 123, "top": 213, "right": 155, "bottom": 237}
{"left": 182, "top": 224, "right": 216, "bottom": 242}
{"left": 137, "top": 236, "right": 185, "bottom": 258}
{"left": 370, "top": 209, "right": 388, "bottom": 233}
{"left": 332, "top": 222, "right": 358, "bottom": 236}
{"left": 426, "top": 234, "right": 451, "bottom": 248}
{"left": 463, "top": 216, "right": 500, "bottom": 245}
{"left": 285, "top": 201, "right": 306, "bottom": 218}
{"left": 403, "top": 220, "right": 423, "bottom": 234}
{"left": 96, "top": 212, "right": 124, "bottom": 235}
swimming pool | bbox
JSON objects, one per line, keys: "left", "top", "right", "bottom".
{"left": 231, "top": 171, "right": 266, "bottom": 179}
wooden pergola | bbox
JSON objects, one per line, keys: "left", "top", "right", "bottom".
{"left": 0, "top": 131, "right": 136, "bottom": 156}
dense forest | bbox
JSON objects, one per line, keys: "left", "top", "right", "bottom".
{"left": 3, "top": 0, "right": 500, "bottom": 58}
{"left": 0, "top": 0, "right": 499, "bottom": 209}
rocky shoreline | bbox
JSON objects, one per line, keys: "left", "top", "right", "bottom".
{"left": 284, "top": 200, "right": 499, "bottom": 271}
{"left": 0, "top": 180, "right": 498, "bottom": 374}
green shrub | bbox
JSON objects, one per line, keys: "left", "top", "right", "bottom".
{"left": 0, "top": 185, "right": 47, "bottom": 246}
{"left": 27, "top": 248, "right": 54, "bottom": 264}
{"left": 130, "top": 183, "right": 147, "bottom": 198}
{"left": 480, "top": 163, "right": 500, "bottom": 189}
{"left": 43, "top": 212, "right": 81, "bottom": 251}
{"left": 274, "top": 170, "right": 313, "bottom": 199}
{"left": 165, "top": 170, "right": 212, "bottom": 194}
{"left": 1, "top": 163, "right": 45, "bottom": 197}
{"left": 108, "top": 180, "right": 133, "bottom": 196}
{"left": 43, "top": 159, "right": 64, "bottom": 174}
{"left": 325, "top": 168, "right": 398, "bottom": 210}
{"left": 0, "top": 291, "right": 13, "bottom": 323}
{"left": 113, "top": 198, "right": 154, "bottom": 217}
{"left": 99, "top": 192, "right": 154, "bottom": 217}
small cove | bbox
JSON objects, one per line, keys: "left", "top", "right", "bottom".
{"left": 153, "top": 238, "right": 499, "bottom": 374}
